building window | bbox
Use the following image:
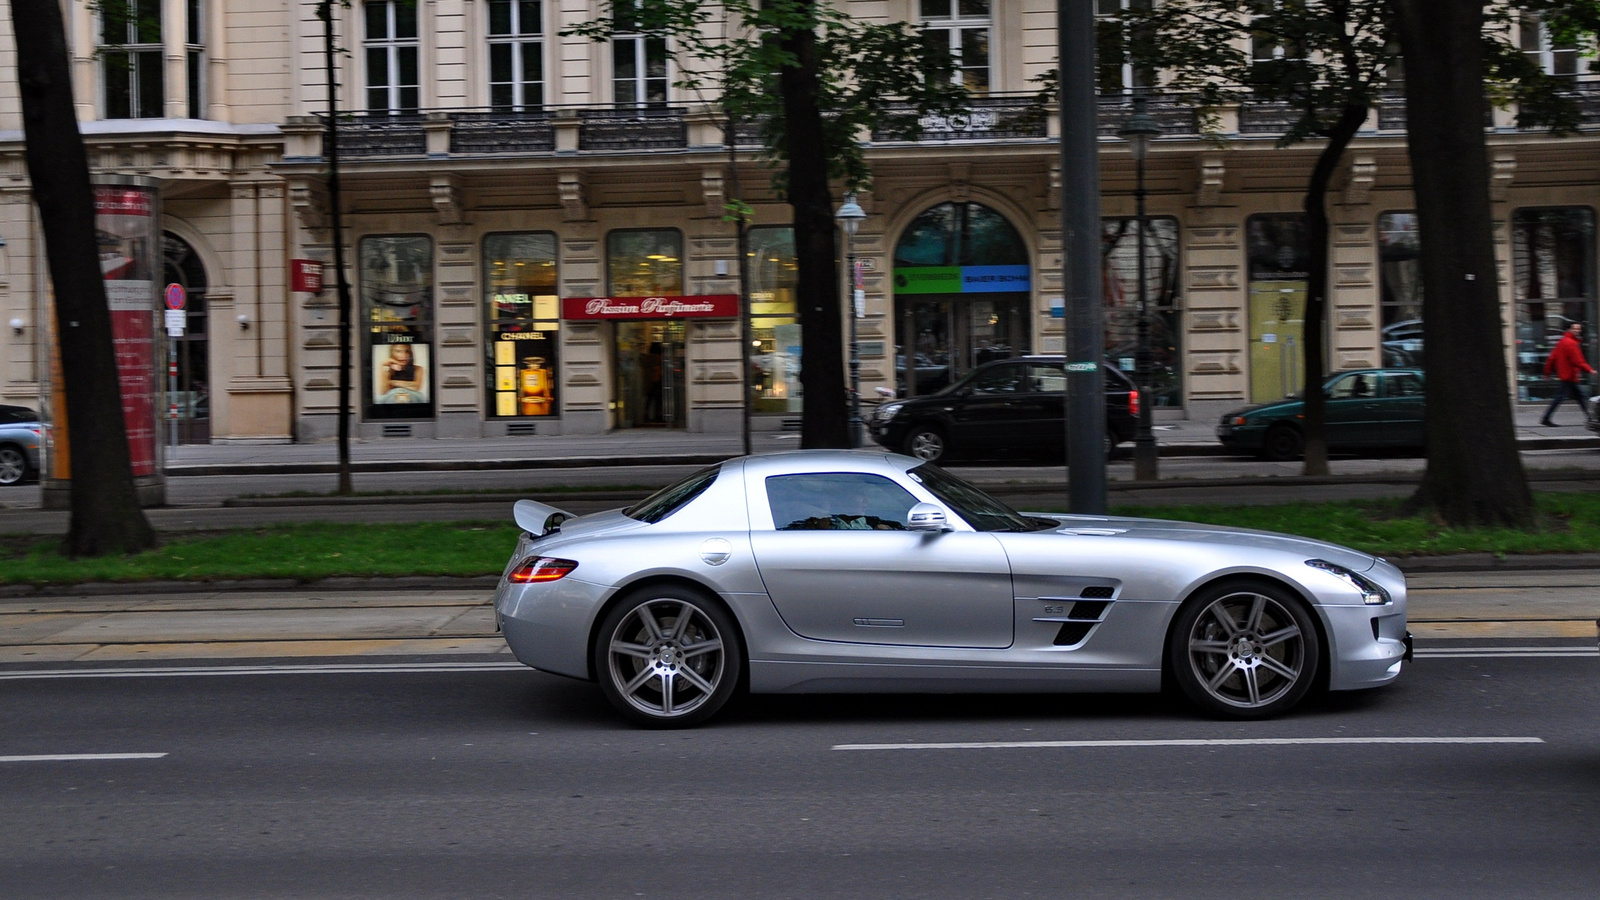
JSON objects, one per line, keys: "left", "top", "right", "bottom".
{"left": 612, "top": 1, "right": 667, "bottom": 107}
{"left": 485, "top": 233, "right": 560, "bottom": 418}
{"left": 365, "top": 0, "right": 420, "bottom": 114}
{"left": 1513, "top": 208, "right": 1596, "bottom": 401}
{"left": 1245, "top": 214, "right": 1311, "bottom": 402}
{"left": 747, "top": 227, "right": 801, "bottom": 413}
{"left": 1377, "top": 212, "right": 1424, "bottom": 367}
{"left": 607, "top": 229, "right": 683, "bottom": 295}
{"left": 489, "top": 0, "right": 544, "bottom": 111}
{"left": 921, "top": 0, "right": 990, "bottom": 94}
{"left": 361, "top": 235, "right": 434, "bottom": 419}
{"left": 1521, "top": 13, "right": 1582, "bottom": 77}
{"left": 1103, "top": 217, "right": 1182, "bottom": 407}
{"left": 1095, "top": 0, "right": 1153, "bottom": 95}
{"left": 101, "top": 0, "right": 164, "bottom": 119}
{"left": 186, "top": 0, "right": 204, "bottom": 119}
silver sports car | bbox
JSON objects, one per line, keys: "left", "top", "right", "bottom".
{"left": 494, "top": 451, "right": 1410, "bottom": 727}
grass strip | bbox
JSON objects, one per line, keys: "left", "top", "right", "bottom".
{"left": 1, "top": 492, "right": 1598, "bottom": 586}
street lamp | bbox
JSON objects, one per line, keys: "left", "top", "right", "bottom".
{"left": 1118, "top": 95, "right": 1162, "bottom": 482}
{"left": 836, "top": 193, "right": 866, "bottom": 448}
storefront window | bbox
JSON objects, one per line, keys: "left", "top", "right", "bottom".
{"left": 1377, "top": 212, "right": 1424, "bottom": 368}
{"left": 1245, "top": 214, "right": 1311, "bottom": 402}
{"left": 485, "top": 232, "right": 559, "bottom": 418}
{"left": 1102, "top": 217, "right": 1181, "bottom": 406}
{"left": 746, "top": 227, "right": 801, "bottom": 413}
{"left": 361, "top": 235, "right": 433, "bottom": 419}
{"left": 1513, "top": 207, "right": 1596, "bottom": 401}
{"left": 607, "top": 229, "right": 682, "bottom": 295}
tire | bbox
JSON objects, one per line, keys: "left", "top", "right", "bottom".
{"left": 1261, "top": 424, "right": 1303, "bottom": 461}
{"left": 0, "top": 444, "right": 28, "bottom": 486}
{"left": 594, "top": 585, "right": 743, "bottom": 728}
{"left": 1167, "top": 579, "right": 1321, "bottom": 719}
{"left": 903, "top": 426, "right": 947, "bottom": 463}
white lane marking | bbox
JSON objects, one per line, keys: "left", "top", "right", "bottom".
{"left": 0, "top": 662, "right": 527, "bottom": 681}
{"left": 834, "top": 737, "right": 1545, "bottom": 751}
{"left": 0, "top": 753, "right": 167, "bottom": 763}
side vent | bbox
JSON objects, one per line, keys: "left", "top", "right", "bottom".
{"left": 382, "top": 424, "right": 412, "bottom": 438}
{"left": 1080, "top": 585, "right": 1115, "bottom": 599}
{"left": 1069, "top": 600, "right": 1109, "bottom": 620}
{"left": 1053, "top": 622, "right": 1095, "bottom": 646}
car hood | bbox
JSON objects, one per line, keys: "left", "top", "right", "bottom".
{"left": 1039, "top": 514, "right": 1378, "bottom": 572}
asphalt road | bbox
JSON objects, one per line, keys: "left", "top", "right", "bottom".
{"left": 2, "top": 651, "right": 1597, "bottom": 899}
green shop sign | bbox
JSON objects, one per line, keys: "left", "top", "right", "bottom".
{"left": 893, "top": 265, "right": 1031, "bottom": 295}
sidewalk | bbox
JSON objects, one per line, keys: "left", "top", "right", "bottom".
{"left": 158, "top": 405, "right": 1599, "bottom": 476}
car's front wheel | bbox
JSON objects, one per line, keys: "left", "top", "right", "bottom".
{"left": 1261, "top": 424, "right": 1303, "bottom": 461}
{"left": 594, "top": 585, "right": 742, "bottom": 728}
{"left": 0, "top": 444, "right": 28, "bottom": 486}
{"left": 1168, "top": 579, "right": 1320, "bottom": 719}
{"left": 903, "top": 426, "right": 947, "bottom": 462}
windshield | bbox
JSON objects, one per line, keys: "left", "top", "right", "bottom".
{"left": 625, "top": 464, "right": 721, "bottom": 523}
{"left": 907, "top": 464, "right": 1051, "bottom": 533}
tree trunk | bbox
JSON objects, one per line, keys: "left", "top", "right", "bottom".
{"left": 1391, "top": 0, "right": 1533, "bottom": 526}
{"left": 778, "top": 0, "right": 850, "bottom": 449}
{"left": 1300, "top": 101, "right": 1369, "bottom": 476}
{"left": 10, "top": 0, "right": 158, "bottom": 556}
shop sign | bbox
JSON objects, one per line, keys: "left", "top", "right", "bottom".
{"left": 562, "top": 294, "right": 740, "bottom": 320}
{"left": 893, "top": 265, "right": 1031, "bottom": 295}
{"left": 290, "top": 259, "right": 325, "bottom": 294}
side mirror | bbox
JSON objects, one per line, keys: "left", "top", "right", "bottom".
{"left": 906, "top": 502, "right": 951, "bottom": 533}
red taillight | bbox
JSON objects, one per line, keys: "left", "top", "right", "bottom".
{"left": 509, "top": 557, "right": 578, "bottom": 584}
{"left": 1128, "top": 389, "right": 1140, "bottom": 417}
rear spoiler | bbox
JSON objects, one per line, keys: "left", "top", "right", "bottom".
{"left": 514, "top": 499, "right": 572, "bottom": 538}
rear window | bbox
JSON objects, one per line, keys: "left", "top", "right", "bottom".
{"left": 625, "top": 465, "right": 721, "bottom": 524}
{"left": 0, "top": 407, "right": 37, "bottom": 424}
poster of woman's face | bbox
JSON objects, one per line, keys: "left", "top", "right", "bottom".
{"left": 372, "top": 342, "right": 430, "bottom": 405}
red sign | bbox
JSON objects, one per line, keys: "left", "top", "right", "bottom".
{"left": 164, "top": 283, "right": 186, "bottom": 310}
{"left": 290, "top": 258, "right": 325, "bottom": 294}
{"left": 562, "top": 294, "right": 740, "bottom": 320}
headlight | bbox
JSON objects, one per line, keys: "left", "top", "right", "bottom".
{"left": 875, "top": 402, "right": 904, "bottom": 423}
{"left": 1305, "top": 558, "right": 1390, "bottom": 605}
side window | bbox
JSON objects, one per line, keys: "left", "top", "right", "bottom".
{"left": 1025, "top": 364, "right": 1066, "bottom": 393}
{"left": 1328, "top": 373, "right": 1372, "bottom": 399}
{"left": 968, "top": 364, "right": 1026, "bottom": 394}
{"left": 766, "top": 473, "right": 919, "bottom": 531}
{"left": 1386, "top": 372, "right": 1424, "bottom": 397}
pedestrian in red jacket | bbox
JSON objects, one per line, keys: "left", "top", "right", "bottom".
{"left": 1541, "top": 322, "right": 1595, "bottom": 426}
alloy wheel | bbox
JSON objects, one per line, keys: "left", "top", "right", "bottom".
{"left": 605, "top": 597, "right": 728, "bottom": 722}
{"left": 906, "top": 429, "right": 945, "bottom": 461}
{"left": 0, "top": 446, "right": 26, "bottom": 486}
{"left": 1184, "top": 590, "right": 1308, "bottom": 711}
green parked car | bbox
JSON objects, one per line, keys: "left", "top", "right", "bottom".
{"left": 1216, "top": 368, "right": 1425, "bottom": 460}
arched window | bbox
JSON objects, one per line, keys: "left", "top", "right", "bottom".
{"left": 162, "top": 232, "right": 209, "bottom": 442}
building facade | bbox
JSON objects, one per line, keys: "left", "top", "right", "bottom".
{"left": 2, "top": 1, "right": 1597, "bottom": 449}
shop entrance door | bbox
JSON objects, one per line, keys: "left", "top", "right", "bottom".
{"left": 615, "top": 320, "right": 687, "bottom": 429}
{"left": 898, "top": 294, "right": 1028, "bottom": 397}
{"left": 1248, "top": 281, "right": 1307, "bottom": 403}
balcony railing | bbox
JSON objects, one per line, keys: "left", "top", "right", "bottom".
{"left": 449, "top": 110, "right": 555, "bottom": 154}
{"left": 871, "top": 95, "right": 1050, "bottom": 142}
{"left": 577, "top": 107, "right": 688, "bottom": 151}
{"left": 333, "top": 114, "right": 426, "bottom": 157}
{"left": 1095, "top": 94, "right": 1201, "bottom": 138}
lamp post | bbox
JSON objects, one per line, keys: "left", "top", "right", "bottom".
{"left": 835, "top": 193, "right": 866, "bottom": 448}
{"left": 1118, "top": 95, "right": 1162, "bottom": 482}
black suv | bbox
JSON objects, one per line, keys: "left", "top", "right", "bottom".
{"left": 868, "top": 356, "right": 1140, "bottom": 463}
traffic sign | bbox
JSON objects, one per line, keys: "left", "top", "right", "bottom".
{"left": 164, "top": 283, "right": 186, "bottom": 311}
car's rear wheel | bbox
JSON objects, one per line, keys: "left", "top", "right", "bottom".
{"left": 0, "top": 444, "right": 28, "bottom": 486}
{"left": 1168, "top": 580, "right": 1320, "bottom": 719}
{"left": 903, "top": 427, "right": 947, "bottom": 462}
{"left": 594, "top": 585, "right": 742, "bottom": 728}
{"left": 1261, "top": 424, "right": 1303, "bottom": 461}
